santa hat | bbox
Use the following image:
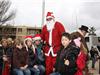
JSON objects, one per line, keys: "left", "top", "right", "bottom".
{"left": 24, "top": 35, "right": 33, "bottom": 50}
{"left": 33, "top": 34, "right": 41, "bottom": 41}
{"left": 46, "top": 12, "right": 55, "bottom": 19}
{"left": 24, "top": 35, "right": 33, "bottom": 41}
{"left": 24, "top": 35, "right": 35, "bottom": 53}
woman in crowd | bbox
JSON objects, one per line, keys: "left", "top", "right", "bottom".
{"left": 13, "top": 39, "right": 31, "bottom": 75}
{"left": 0, "top": 39, "right": 12, "bottom": 75}
{"left": 23, "top": 36, "right": 45, "bottom": 75}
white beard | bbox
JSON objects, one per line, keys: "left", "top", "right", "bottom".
{"left": 46, "top": 20, "right": 55, "bottom": 31}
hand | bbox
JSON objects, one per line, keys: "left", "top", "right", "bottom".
{"left": 64, "top": 60, "right": 69, "bottom": 66}
{"left": 20, "top": 67, "right": 25, "bottom": 70}
{"left": 33, "top": 65, "right": 38, "bottom": 69}
{"left": 53, "top": 68, "right": 55, "bottom": 72}
{"left": 24, "top": 65, "right": 28, "bottom": 69}
{"left": 3, "top": 56, "right": 8, "bottom": 61}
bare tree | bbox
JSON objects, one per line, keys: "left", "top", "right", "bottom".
{"left": 0, "top": 0, "right": 16, "bottom": 26}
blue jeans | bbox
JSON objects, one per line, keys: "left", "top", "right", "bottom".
{"left": 50, "top": 72, "right": 61, "bottom": 75}
{"left": 29, "top": 65, "right": 45, "bottom": 75}
{"left": 38, "top": 65, "right": 45, "bottom": 75}
{"left": 91, "top": 57, "right": 97, "bottom": 68}
{"left": 30, "top": 67, "right": 40, "bottom": 75}
{"left": 13, "top": 68, "right": 31, "bottom": 75}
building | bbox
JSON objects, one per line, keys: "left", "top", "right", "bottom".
{"left": 0, "top": 25, "right": 41, "bottom": 40}
{"left": 85, "top": 35, "right": 100, "bottom": 50}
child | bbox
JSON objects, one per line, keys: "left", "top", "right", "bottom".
{"left": 13, "top": 39, "right": 31, "bottom": 75}
{"left": 33, "top": 34, "right": 45, "bottom": 64}
{"left": 50, "top": 32, "right": 79, "bottom": 75}
{"left": 24, "top": 35, "right": 45, "bottom": 75}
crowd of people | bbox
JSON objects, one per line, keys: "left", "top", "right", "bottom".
{"left": 0, "top": 12, "right": 99, "bottom": 75}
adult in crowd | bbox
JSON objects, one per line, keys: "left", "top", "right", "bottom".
{"left": 23, "top": 36, "right": 45, "bottom": 75}
{"left": 71, "top": 25, "right": 89, "bottom": 75}
{"left": 41, "top": 12, "right": 65, "bottom": 75}
{"left": 13, "top": 39, "right": 31, "bottom": 75}
{"left": 90, "top": 46, "right": 99, "bottom": 69}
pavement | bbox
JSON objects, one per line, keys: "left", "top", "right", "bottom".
{"left": 88, "top": 59, "right": 100, "bottom": 75}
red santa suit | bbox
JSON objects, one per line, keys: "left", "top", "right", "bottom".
{"left": 41, "top": 12, "right": 65, "bottom": 75}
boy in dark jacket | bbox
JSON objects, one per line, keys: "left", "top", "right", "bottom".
{"left": 50, "top": 32, "right": 80, "bottom": 75}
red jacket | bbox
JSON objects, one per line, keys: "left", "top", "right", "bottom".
{"left": 41, "top": 21, "right": 65, "bottom": 56}
{"left": 75, "top": 51, "right": 87, "bottom": 75}
{"left": 2, "top": 62, "right": 10, "bottom": 75}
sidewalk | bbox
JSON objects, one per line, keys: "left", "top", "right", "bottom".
{"left": 88, "top": 60, "right": 100, "bottom": 75}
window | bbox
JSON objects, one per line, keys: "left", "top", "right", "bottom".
{"left": 85, "top": 37, "right": 89, "bottom": 42}
{"left": 98, "top": 37, "right": 100, "bottom": 42}
{"left": 18, "top": 28, "right": 22, "bottom": 33}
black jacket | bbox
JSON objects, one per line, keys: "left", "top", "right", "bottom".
{"left": 23, "top": 47, "right": 40, "bottom": 67}
{"left": 54, "top": 44, "right": 80, "bottom": 75}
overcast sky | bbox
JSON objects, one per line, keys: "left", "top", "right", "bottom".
{"left": 10, "top": 0, "right": 100, "bottom": 35}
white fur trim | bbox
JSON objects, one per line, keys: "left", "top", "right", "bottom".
{"left": 24, "top": 38, "right": 32, "bottom": 51}
{"left": 33, "top": 37, "right": 41, "bottom": 41}
{"left": 45, "top": 28, "right": 57, "bottom": 57}
{"left": 46, "top": 16, "right": 54, "bottom": 19}
{"left": 45, "top": 47, "right": 57, "bottom": 57}
{"left": 24, "top": 38, "right": 32, "bottom": 41}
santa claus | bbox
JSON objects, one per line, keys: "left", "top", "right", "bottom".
{"left": 41, "top": 12, "right": 65, "bottom": 75}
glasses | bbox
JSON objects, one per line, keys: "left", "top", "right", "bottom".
{"left": 46, "top": 18, "right": 53, "bottom": 21}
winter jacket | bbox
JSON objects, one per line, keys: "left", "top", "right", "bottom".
{"left": 54, "top": 44, "right": 80, "bottom": 75}
{"left": 13, "top": 47, "right": 28, "bottom": 68}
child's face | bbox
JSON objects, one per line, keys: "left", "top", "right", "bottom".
{"left": 61, "top": 36, "right": 71, "bottom": 48}
{"left": 35, "top": 40, "right": 41, "bottom": 45}
{"left": 2, "top": 41, "right": 8, "bottom": 47}
{"left": 26, "top": 40, "right": 32, "bottom": 47}
{"left": 16, "top": 44, "right": 22, "bottom": 49}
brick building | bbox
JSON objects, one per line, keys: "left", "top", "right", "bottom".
{"left": 0, "top": 25, "right": 41, "bottom": 40}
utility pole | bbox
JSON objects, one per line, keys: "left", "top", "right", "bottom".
{"left": 41, "top": 0, "right": 45, "bottom": 27}
{"left": 75, "top": 8, "right": 78, "bottom": 29}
